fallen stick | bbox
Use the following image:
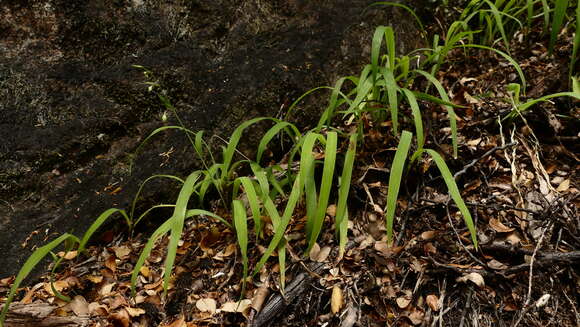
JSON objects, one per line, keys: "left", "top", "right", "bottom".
{"left": 249, "top": 262, "right": 326, "bottom": 327}
{"left": 3, "top": 302, "right": 91, "bottom": 327}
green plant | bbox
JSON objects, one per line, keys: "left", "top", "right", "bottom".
{"left": 503, "top": 78, "right": 580, "bottom": 121}
{"left": 384, "top": 131, "right": 478, "bottom": 248}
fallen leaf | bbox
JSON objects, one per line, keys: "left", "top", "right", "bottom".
{"left": 487, "top": 259, "right": 508, "bottom": 270}
{"left": 456, "top": 272, "right": 485, "bottom": 288}
{"left": 556, "top": 179, "right": 570, "bottom": 192}
{"left": 86, "top": 275, "right": 103, "bottom": 284}
{"left": 251, "top": 283, "right": 270, "bottom": 313}
{"left": 57, "top": 251, "right": 78, "bottom": 260}
{"left": 105, "top": 255, "right": 117, "bottom": 273}
{"left": 420, "top": 231, "right": 437, "bottom": 241}
{"left": 326, "top": 204, "right": 337, "bottom": 217}
{"left": 112, "top": 246, "right": 131, "bottom": 259}
{"left": 374, "top": 242, "right": 403, "bottom": 258}
{"left": 196, "top": 298, "right": 217, "bottom": 313}
{"left": 69, "top": 295, "right": 89, "bottom": 316}
{"left": 165, "top": 316, "right": 186, "bottom": 327}
{"left": 221, "top": 299, "right": 252, "bottom": 313}
{"left": 535, "top": 294, "right": 551, "bottom": 308}
{"left": 331, "top": 285, "right": 343, "bottom": 314}
{"left": 139, "top": 266, "right": 150, "bottom": 278}
{"left": 109, "top": 309, "right": 130, "bottom": 327}
{"left": 43, "top": 280, "right": 69, "bottom": 295}
{"left": 396, "top": 295, "right": 412, "bottom": 309}
{"left": 88, "top": 302, "right": 108, "bottom": 316}
{"left": 124, "top": 306, "right": 146, "bottom": 317}
{"left": 99, "top": 282, "right": 115, "bottom": 296}
{"left": 407, "top": 308, "right": 425, "bottom": 325}
{"left": 489, "top": 218, "right": 514, "bottom": 233}
{"left": 426, "top": 294, "right": 439, "bottom": 311}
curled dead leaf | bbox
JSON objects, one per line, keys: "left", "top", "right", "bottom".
{"left": 124, "top": 306, "right": 146, "bottom": 317}
{"left": 221, "top": 299, "right": 252, "bottom": 314}
{"left": 112, "top": 245, "right": 131, "bottom": 259}
{"left": 426, "top": 294, "right": 439, "bottom": 311}
{"left": 196, "top": 298, "right": 217, "bottom": 313}
{"left": 456, "top": 272, "right": 485, "bottom": 288}
{"left": 374, "top": 242, "right": 403, "bottom": 258}
{"left": 331, "top": 285, "right": 343, "bottom": 314}
{"left": 69, "top": 295, "right": 89, "bottom": 316}
{"left": 57, "top": 250, "right": 78, "bottom": 260}
{"left": 489, "top": 218, "right": 514, "bottom": 233}
{"left": 396, "top": 295, "right": 412, "bottom": 309}
{"left": 487, "top": 259, "right": 508, "bottom": 270}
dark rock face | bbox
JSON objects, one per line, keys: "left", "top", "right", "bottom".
{"left": 0, "top": 0, "right": 422, "bottom": 279}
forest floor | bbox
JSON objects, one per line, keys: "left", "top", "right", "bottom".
{"left": 1, "top": 5, "right": 579, "bottom": 327}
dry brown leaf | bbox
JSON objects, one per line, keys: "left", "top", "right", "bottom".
{"left": 407, "top": 308, "right": 425, "bottom": 325}
{"left": 88, "top": 302, "right": 108, "bottom": 316}
{"left": 139, "top": 266, "right": 150, "bottom": 278}
{"left": 456, "top": 272, "right": 485, "bottom": 287}
{"left": 426, "top": 294, "right": 439, "bottom": 311}
{"left": 326, "top": 204, "right": 337, "bottom": 217}
{"left": 112, "top": 245, "right": 131, "bottom": 259}
{"left": 105, "top": 255, "right": 117, "bottom": 273}
{"left": 220, "top": 299, "right": 252, "bottom": 313}
{"left": 331, "top": 285, "right": 343, "bottom": 314}
{"left": 556, "top": 179, "right": 570, "bottom": 192}
{"left": 86, "top": 274, "right": 103, "bottom": 284}
{"left": 374, "top": 242, "right": 403, "bottom": 258}
{"left": 489, "top": 218, "right": 514, "bottom": 233}
{"left": 124, "top": 306, "right": 146, "bottom": 317}
{"left": 99, "top": 282, "right": 115, "bottom": 296}
{"left": 43, "top": 280, "right": 69, "bottom": 295}
{"left": 396, "top": 295, "right": 412, "bottom": 309}
{"left": 109, "top": 309, "right": 130, "bottom": 327}
{"left": 487, "top": 259, "right": 508, "bottom": 270}
{"left": 57, "top": 250, "right": 78, "bottom": 260}
{"left": 69, "top": 295, "right": 89, "bottom": 316}
{"left": 165, "top": 316, "right": 186, "bottom": 327}
{"left": 420, "top": 231, "right": 437, "bottom": 241}
{"left": 506, "top": 232, "right": 522, "bottom": 245}
{"left": 315, "top": 246, "right": 331, "bottom": 262}
{"left": 251, "top": 283, "right": 270, "bottom": 313}
{"left": 309, "top": 243, "right": 321, "bottom": 262}
{"left": 196, "top": 298, "right": 217, "bottom": 313}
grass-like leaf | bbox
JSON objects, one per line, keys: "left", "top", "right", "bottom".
{"left": 256, "top": 121, "right": 300, "bottom": 164}
{"left": 78, "top": 208, "right": 129, "bottom": 253}
{"left": 130, "top": 175, "right": 184, "bottom": 226}
{"left": 549, "top": 0, "right": 568, "bottom": 54}
{"left": 252, "top": 170, "right": 302, "bottom": 276}
{"left": 162, "top": 171, "right": 202, "bottom": 296}
{"left": 385, "top": 131, "right": 412, "bottom": 245}
{"left": 367, "top": 2, "right": 425, "bottom": 33}
{"left": 455, "top": 44, "right": 527, "bottom": 93}
{"left": 401, "top": 89, "right": 424, "bottom": 152}
{"left": 413, "top": 69, "right": 457, "bottom": 158}
{"left": 232, "top": 200, "right": 249, "bottom": 298}
{"left": 130, "top": 208, "right": 226, "bottom": 296}
{"left": 306, "top": 132, "right": 337, "bottom": 254}
{"left": 1, "top": 233, "right": 80, "bottom": 326}
{"left": 424, "top": 149, "right": 478, "bottom": 249}
{"left": 335, "top": 133, "right": 357, "bottom": 230}
{"left": 237, "top": 177, "right": 264, "bottom": 237}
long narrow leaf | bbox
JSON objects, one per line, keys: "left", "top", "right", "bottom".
{"left": 424, "top": 149, "right": 478, "bottom": 249}
{"left": 385, "top": 131, "right": 412, "bottom": 244}
{"left": 232, "top": 200, "right": 249, "bottom": 298}
{"left": 1, "top": 234, "right": 78, "bottom": 326}
{"left": 335, "top": 134, "right": 357, "bottom": 230}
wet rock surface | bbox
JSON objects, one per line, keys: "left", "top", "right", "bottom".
{"left": 0, "top": 0, "right": 422, "bottom": 279}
